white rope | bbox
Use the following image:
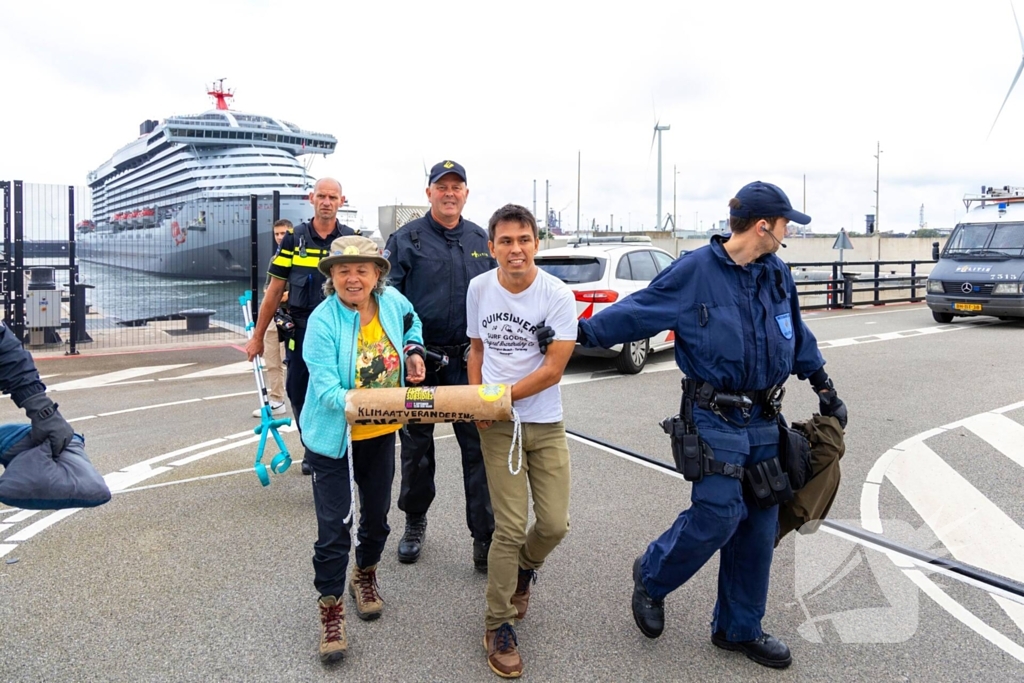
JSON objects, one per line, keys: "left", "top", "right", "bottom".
{"left": 507, "top": 408, "right": 523, "bottom": 476}
{"left": 342, "top": 424, "right": 357, "bottom": 547}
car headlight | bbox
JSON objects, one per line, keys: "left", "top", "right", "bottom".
{"left": 927, "top": 280, "right": 944, "bottom": 293}
{"left": 993, "top": 282, "right": 1024, "bottom": 295}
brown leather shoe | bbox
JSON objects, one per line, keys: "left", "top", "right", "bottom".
{"left": 484, "top": 623, "right": 523, "bottom": 678}
{"left": 510, "top": 568, "right": 536, "bottom": 621}
{"left": 349, "top": 564, "right": 384, "bottom": 620}
{"left": 317, "top": 596, "right": 347, "bottom": 663}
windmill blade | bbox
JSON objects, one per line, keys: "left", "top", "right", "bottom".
{"left": 1013, "top": 0, "right": 1024, "bottom": 54}
{"left": 648, "top": 120, "right": 659, "bottom": 162}
{"left": 987, "top": 56, "right": 1024, "bottom": 140}
{"left": 422, "top": 159, "right": 429, "bottom": 186}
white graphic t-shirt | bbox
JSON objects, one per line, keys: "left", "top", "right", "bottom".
{"left": 466, "top": 268, "right": 578, "bottom": 423}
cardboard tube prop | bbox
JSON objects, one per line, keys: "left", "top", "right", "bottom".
{"left": 345, "top": 384, "right": 513, "bottom": 424}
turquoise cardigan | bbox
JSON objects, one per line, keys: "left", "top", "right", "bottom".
{"left": 300, "top": 287, "right": 423, "bottom": 457}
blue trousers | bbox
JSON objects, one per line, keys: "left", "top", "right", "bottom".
{"left": 641, "top": 441, "right": 779, "bottom": 642}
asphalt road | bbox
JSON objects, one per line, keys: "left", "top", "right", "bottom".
{"left": 1, "top": 303, "right": 1023, "bottom": 682}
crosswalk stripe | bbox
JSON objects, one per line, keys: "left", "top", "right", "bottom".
{"left": 960, "top": 413, "right": 1024, "bottom": 470}
{"left": 46, "top": 364, "right": 193, "bottom": 392}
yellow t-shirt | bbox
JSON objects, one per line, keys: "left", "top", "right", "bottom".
{"left": 351, "top": 313, "right": 403, "bottom": 441}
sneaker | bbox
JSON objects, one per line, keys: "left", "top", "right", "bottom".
{"left": 511, "top": 568, "right": 536, "bottom": 620}
{"left": 317, "top": 595, "right": 347, "bottom": 663}
{"left": 397, "top": 515, "right": 427, "bottom": 564}
{"left": 484, "top": 623, "right": 523, "bottom": 678}
{"left": 473, "top": 539, "right": 491, "bottom": 573}
{"left": 349, "top": 564, "right": 384, "bottom": 620}
{"left": 252, "top": 401, "right": 286, "bottom": 418}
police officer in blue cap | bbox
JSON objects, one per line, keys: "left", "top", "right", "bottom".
{"left": 576, "top": 180, "right": 848, "bottom": 669}
{"left": 384, "top": 160, "right": 496, "bottom": 570}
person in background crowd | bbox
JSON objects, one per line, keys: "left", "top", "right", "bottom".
{"left": 253, "top": 218, "right": 292, "bottom": 418}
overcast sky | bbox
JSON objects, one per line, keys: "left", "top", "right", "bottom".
{"left": 4, "top": 0, "right": 1024, "bottom": 235}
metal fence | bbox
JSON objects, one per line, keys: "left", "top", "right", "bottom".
{"left": 791, "top": 260, "right": 932, "bottom": 310}
{"left": 1, "top": 180, "right": 287, "bottom": 353}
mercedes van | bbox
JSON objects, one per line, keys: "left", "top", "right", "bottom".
{"left": 926, "top": 185, "right": 1024, "bottom": 323}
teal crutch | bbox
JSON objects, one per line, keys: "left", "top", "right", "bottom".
{"left": 240, "top": 290, "right": 292, "bottom": 485}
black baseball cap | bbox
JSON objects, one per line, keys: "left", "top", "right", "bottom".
{"left": 730, "top": 181, "right": 811, "bottom": 225}
{"left": 429, "top": 160, "right": 467, "bottom": 185}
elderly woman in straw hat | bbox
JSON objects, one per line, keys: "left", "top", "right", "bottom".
{"left": 300, "top": 234, "right": 426, "bottom": 664}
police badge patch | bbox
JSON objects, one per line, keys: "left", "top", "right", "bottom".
{"left": 775, "top": 313, "right": 794, "bottom": 340}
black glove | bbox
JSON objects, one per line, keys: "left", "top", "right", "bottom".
{"left": 22, "top": 392, "right": 74, "bottom": 458}
{"left": 536, "top": 321, "right": 555, "bottom": 355}
{"left": 817, "top": 387, "right": 848, "bottom": 430}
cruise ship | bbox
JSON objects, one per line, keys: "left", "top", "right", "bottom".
{"left": 79, "top": 80, "right": 354, "bottom": 279}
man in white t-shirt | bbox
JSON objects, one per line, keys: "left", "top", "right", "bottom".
{"left": 466, "top": 203, "right": 577, "bottom": 679}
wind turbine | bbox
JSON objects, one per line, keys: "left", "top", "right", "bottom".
{"left": 988, "top": 1, "right": 1024, "bottom": 139}
{"left": 651, "top": 121, "right": 671, "bottom": 230}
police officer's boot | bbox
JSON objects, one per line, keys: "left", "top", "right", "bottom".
{"left": 397, "top": 514, "right": 427, "bottom": 564}
{"left": 632, "top": 555, "right": 664, "bottom": 638}
{"left": 712, "top": 631, "right": 792, "bottom": 669}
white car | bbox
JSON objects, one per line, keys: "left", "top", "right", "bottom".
{"left": 535, "top": 236, "right": 677, "bottom": 373}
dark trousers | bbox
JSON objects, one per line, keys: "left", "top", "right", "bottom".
{"left": 284, "top": 322, "right": 316, "bottom": 463}
{"left": 640, "top": 441, "right": 779, "bottom": 643}
{"left": 309, "top": 432, "right": 396, "bottom": 599}
{"left": 398, "top": 360, "right": 494, "bottom": 542}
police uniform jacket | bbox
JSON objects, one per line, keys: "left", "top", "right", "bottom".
{"left": 268, "top": 219, "right": 358, "bottom": 320}
{"left": 384, "top": 213, "right": 496, "bottom": 347}
{"left": 579, "top": 235, "right": 826, "bottom": 450}
{"left": 0, "top": 321, "right": 47, "bottom": 407}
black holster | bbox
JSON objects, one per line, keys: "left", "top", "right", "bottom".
{"left": 661, "top": 379, "right": 745, "bottom": 483}
{"left": 273, "top": 308, "right": 295, "bottom": 339}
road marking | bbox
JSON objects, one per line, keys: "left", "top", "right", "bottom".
{"left": 162, "top": 361, "right": 253, "bottom": 380}
{"left": 0, "top": 544, "right": 16, "bottom": 559}
{"left": 818, "top": 321, "right": 997, "bottom": 349}
{"left": 115, "top": 468, "right": 253, "bottom": 494}
{"left": 99, "top": 398, "right": 202, "bottom": 417}
{"left": 46, "top": 365, "right": 193, "bottom": 392}
{"left": 863, "top": 400, "right": 1024, "bottom": 664}
{"left": 7, "top": 510, "right": 40, "bottom": 523}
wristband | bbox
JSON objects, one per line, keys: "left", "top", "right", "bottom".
{"left": 404, "top": 344, "right": 425, "bottom": 360}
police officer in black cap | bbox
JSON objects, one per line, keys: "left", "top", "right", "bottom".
{"left": 384, "top": 160, "right": 496, "bottom": 570}
{"left": 245, "top": 177, "right": 359, "bottom": 475}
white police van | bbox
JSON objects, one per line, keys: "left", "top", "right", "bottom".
{"left": 926, "top": 185, "right": 1024, "bottom": 323}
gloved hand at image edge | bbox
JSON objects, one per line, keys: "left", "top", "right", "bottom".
{"left": 22, "top": 392, "right": 74, "bottom": 458}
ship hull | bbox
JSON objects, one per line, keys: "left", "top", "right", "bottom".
{"left": 77, "top": 196, "right": 352, "bottom": 280}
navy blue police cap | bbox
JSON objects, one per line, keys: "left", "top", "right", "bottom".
{"left": 731, "top": 181, "right": 811, "bottom": 225}
{"left": 429, "top": 160, "right": 467, "bottom": 185}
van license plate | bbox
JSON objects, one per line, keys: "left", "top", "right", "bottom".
{"left": 954, "top": 303, "right": 983, "bottom": 312}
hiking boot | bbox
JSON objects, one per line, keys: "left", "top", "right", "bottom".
{"left": 473, "top": 539, "right": 491, "bottom": 572}
{"left": 632, "top": 555, "right": 664, "bottom": 638}
{"left": 511, "top": 568, "right": 536, "bottom": 620}
{"left": 484, "top": 623, "right": 523, "bottom": 678}
{"left": 349, "top": 564, "right": 384, "bottom": 621}
{"left": 397, "top": 515, "right": 427, "bottom": 564}
{"left": 317, "top": 596, "right": 347, "bottom": 663}
{"left": 712, "top": 631, "right": 792, "bottom": 668}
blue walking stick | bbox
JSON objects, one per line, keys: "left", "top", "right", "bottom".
{"left": 240, "top": 290, "right": 292, "bottom": 485}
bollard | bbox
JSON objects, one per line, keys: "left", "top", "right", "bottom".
{"left": 179, "top": 308, "right": 216, "bottom": 332}
{"left": 842, "top": 273, "right": 856, "bottom": 309}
